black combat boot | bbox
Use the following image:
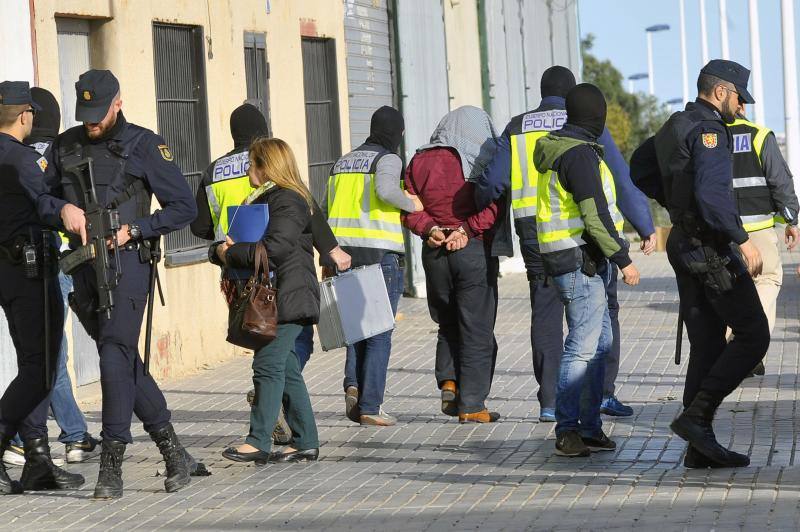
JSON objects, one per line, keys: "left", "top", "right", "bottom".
{"left": 0, "top": 438, "right": 22, "bottom": 495}
{"left": 684, "top": 444, "right": 750, "bottom": 469}
{"left": 93, "top": 440, "right": 126, "bottom": 499}
{"left": 149, "top": 423, "right": 190, "bottom": 493}
{"left": 670, "top": 390, "right": 744, "bottom": 467}
{"left": 20, "top": 438, "right": 85, "bottom": 490}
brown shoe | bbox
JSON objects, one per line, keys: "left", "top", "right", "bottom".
{"left": 440, "top": 380, "right": 458, "bottom": 416}
{"left": 345, "top": 386, "right": 360, "bottom": 423}
{"left": 458, "top": 409, "right": 500, "bottom": 423}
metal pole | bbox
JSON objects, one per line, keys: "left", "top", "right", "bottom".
{"left": 700, "top": 0, "right": 709, "bottom": 65}
{"left": 647, "top": 31, "right": 654, "bottom": 95}
{"left": 679, "top": 0, "right": 689, "bottom": 104}
{"left": 719, "top": 0, "right": 730, "bottom": 59}
{"left": 628, "top": 79, "right": 634, "bottom": 93}
{"left": 782, "top": 0, "right": 800, "bottom": 187}
{"left": 749, "top": 0, "right": 765, "bottom": 124}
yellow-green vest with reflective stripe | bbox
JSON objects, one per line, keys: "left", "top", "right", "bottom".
{"left": 326, "top": 145, "right": 404, "bottom": 252}
{"left": 536, "top": 159, "right": 623, "bottom": 254}
{"left": 205, "top": 150, "right": 254, "bottom": 240}
{"left": 727, "top": 118, "right": 775, "bottom": 232}
{"left": 510, "top": 109, "right": 567, "bottom": 219}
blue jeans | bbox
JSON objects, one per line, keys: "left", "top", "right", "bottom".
{"left": 51, "top": 273, "right": 88, "bottom": 443}
{"left": 342, "top": 253, "right": 404, "bottom": 415}
{"left": 12, "top": 273, "right": 87, "bottom": 445}
{"left": 552, "top": 262, "right": 613, "bottom": 438}
{"left": 294, "top": 325, "right": 314, "bottom": 370}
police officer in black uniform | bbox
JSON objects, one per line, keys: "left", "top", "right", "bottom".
{"left": 651, "top": 60, "right": 770, "bottom": 468}
{"left": 37, "top": 70, "right": 199, "bottom": 499}
{"left": 0, "top": 81, "right": 84, "bottom": 494}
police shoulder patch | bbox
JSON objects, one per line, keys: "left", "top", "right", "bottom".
{"left": 157, "top": 144, "right": 174, "bottom": 161}
{"left": 702, "top": 133, "right": 718, "bottom": 149}
{"left": 36, "top": 157, "right": 48, "bottom": 172}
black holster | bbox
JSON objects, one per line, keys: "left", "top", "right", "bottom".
{"left": 685, "top": 244, "right": 735, "bottom": 294}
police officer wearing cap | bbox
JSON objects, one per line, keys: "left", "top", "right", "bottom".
{"left": 37, "top": 69, "right": 199, "bottom": 499}
{"left": 0, "top": 81, "right": 85, "bottom": 494}
{"left": 651, "top": 60, "right": 770, "bottom": 468}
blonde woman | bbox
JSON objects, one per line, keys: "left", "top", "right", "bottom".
{"left": 212, "top": 138, "right": 320, "bottom": 463}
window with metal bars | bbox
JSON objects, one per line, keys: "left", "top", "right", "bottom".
{"left": 301, "top": 38, "right": 343, "bottom": 204}
{"left": 152, "top": 22, "right": 211, "bottom": 264}
{"left": 244, "top": 32, "right": 272, "bottom": 135}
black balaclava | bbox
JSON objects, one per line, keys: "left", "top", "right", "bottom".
{"left": 565, "top": 83, "right": 607, "bottom": 138}
{"left": 230, "top": 103, "right": 269, "bottom": 149}
{"left": 540, "top": 66, "right": 577, "bottom": 99}
{"left": 366, "top": 106, "right": 404, "bottom": 152}
{"left": 29, "top": 87, "right": 61, "bottom": 141}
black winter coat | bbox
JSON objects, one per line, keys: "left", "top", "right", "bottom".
{"left": 221, "top": 186, "right": 320, "bottom": 325}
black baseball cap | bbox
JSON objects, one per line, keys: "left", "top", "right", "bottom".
{"left": 74, "top": 69, "right": 120, "bottom": 123}
{"left": 700, "top": 59, "right": 755, "bottom": 104}
{"left": 0, "top": 81, "right": 42, "bottom": 110}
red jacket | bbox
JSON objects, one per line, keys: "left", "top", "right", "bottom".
{"left": 402, "top": 147, "right": 499, "bottom": 240}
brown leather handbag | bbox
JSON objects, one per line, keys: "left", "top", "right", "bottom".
{"left": 226, "top": 242, "right": 278, "bottom": 350}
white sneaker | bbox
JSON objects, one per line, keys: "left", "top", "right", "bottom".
{"left": 2, "top": 444, "right": 25, "bottom": 466}
{"left": 3, "top": 443, "right": 64, "bottom": 466}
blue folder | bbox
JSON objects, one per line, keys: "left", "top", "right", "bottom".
{"left": 227, "top": 204, "right": 269, "bottom": 243}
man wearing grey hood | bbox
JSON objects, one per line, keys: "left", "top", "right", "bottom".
{"left": 403, "top": 106, "right": 508, "bottom": 424}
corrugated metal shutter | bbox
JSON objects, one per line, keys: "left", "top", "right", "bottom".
{"left": 301, "top": 38, "right": 343, "bottom": 204}
{"left": 394, "top": 0, "right": 450, "bottom": 296}
{"left": 344, "top": 0, "right": 394, "bottom": 150}
{"left": 56, "top": 18, "right": 91, "bottom": 131}
{"left": 521, "top": 0, "right": 582, "bottom": 105}
{"left": 484, "top": 0, "right": 528, "bottom": 129}
{"left": 244, "top": 32, "right": 272, "bottom": 135}
{"left": 152, "top": 23, "right": 211, "bottom": 260}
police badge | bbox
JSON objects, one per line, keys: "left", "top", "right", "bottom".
{"left": 702, "top": 133, "right": 718, "bottom": 148}
{"left": 158, "top": 144, "right": 174, "bottom": 161}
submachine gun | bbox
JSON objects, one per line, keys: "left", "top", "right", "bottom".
{"left": 59, "top": 150, "right": 123, "bottom": 320}
{"left": 59, "top": 146, "right": 165, "bottom": 376}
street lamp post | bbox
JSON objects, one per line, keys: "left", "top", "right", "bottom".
{"left": 781, "top": 0, "right": 800, "bottom": 185}
{"left": 628, "top": 73, "right": 649, "bottom": 94}
{"left": 646, "top": 25, "right": 670, "bottom": 96}
{"left": 720, "top": 0, "right": 730, "bottom": 59}
{"left": 700, "top": 0, "right": 709, "bottom": 64}
{"left": 749, "top": 0, "right": 765, "bottom": 124}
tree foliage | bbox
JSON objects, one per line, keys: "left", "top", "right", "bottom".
{"left": 581, "top": 34, "right": 671, "bottom": 160}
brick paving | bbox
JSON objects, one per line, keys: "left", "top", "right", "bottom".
{"left": 2, "top": 251, "right": 800, "bottom": 531}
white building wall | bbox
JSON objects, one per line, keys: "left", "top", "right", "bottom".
{"left": 0, "top": 0, "right": 35, "bottom": 83}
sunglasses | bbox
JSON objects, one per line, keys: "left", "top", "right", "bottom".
{"left": 19, "top": 108, "right": 37, "bottom": 117}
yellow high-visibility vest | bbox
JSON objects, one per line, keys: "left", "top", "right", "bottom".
{"left": 537, "top": 158, "right": 624, "bottom": 253}
{"left": 326, "top": 146, "right": 404, "bottom": 252}
{"left": 510, "top": 109, "right": 567, "bottom": 219}
{"left": 727, "top": 118, "right": 776, "bottom": 232}
{"left": 205, "top": 150, "right": 254, "bottom": 240}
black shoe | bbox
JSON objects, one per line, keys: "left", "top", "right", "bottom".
{"left": 93, "top": 440, "right": 125, "bottom": 499}
{"left": 149, "top": 423, "right": 191, "bottom": 493}
{"left": 221, "top": 446, "right": 270, "bottom": 463}
{"left": 683, "top": 444, "right": 750, "bottom": 469}
{"left": 0, "top": 439, "right": 22, "bottom": 495}
{"left": 753, "top": 361, "right": 765, "bottom": 376}
{"left": 581, "top": 431, "right": 617, "bottom": 452}
{"left": 19, "top": 438, "right": 84, "bottom": 491}
{"left": 267, "top": 448, "right": 319, "bottom": 463}
{"left": 555, "top": 431, "right": 591, "bottom": 457}
{"left": 670, "top": 391, "right": 742, "bottom": 467}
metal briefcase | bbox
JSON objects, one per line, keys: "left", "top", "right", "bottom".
{"left": 318, "top": 264, "right": 395, "bottom": 351}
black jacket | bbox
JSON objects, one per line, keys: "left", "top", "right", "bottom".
{"left": 218, "top": 186, "right": 320, "bottom": 325}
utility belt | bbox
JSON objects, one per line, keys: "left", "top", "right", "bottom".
{"left": 0, "top": 232, "right": 58, "bottom": 279}
{"left": 59, "top": 237, "right": 160, "bottom": 275}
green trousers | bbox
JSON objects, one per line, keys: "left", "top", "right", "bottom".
{"left": 245, "top": 323, "right": 319, "bottom": 452}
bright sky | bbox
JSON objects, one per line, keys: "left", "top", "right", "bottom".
{"left": 578, "top": 0, "right": 796, "bottom": 133}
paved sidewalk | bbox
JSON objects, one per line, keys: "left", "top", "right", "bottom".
{"left": 2, "top": 252, "right": 800, "bottom": 531}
